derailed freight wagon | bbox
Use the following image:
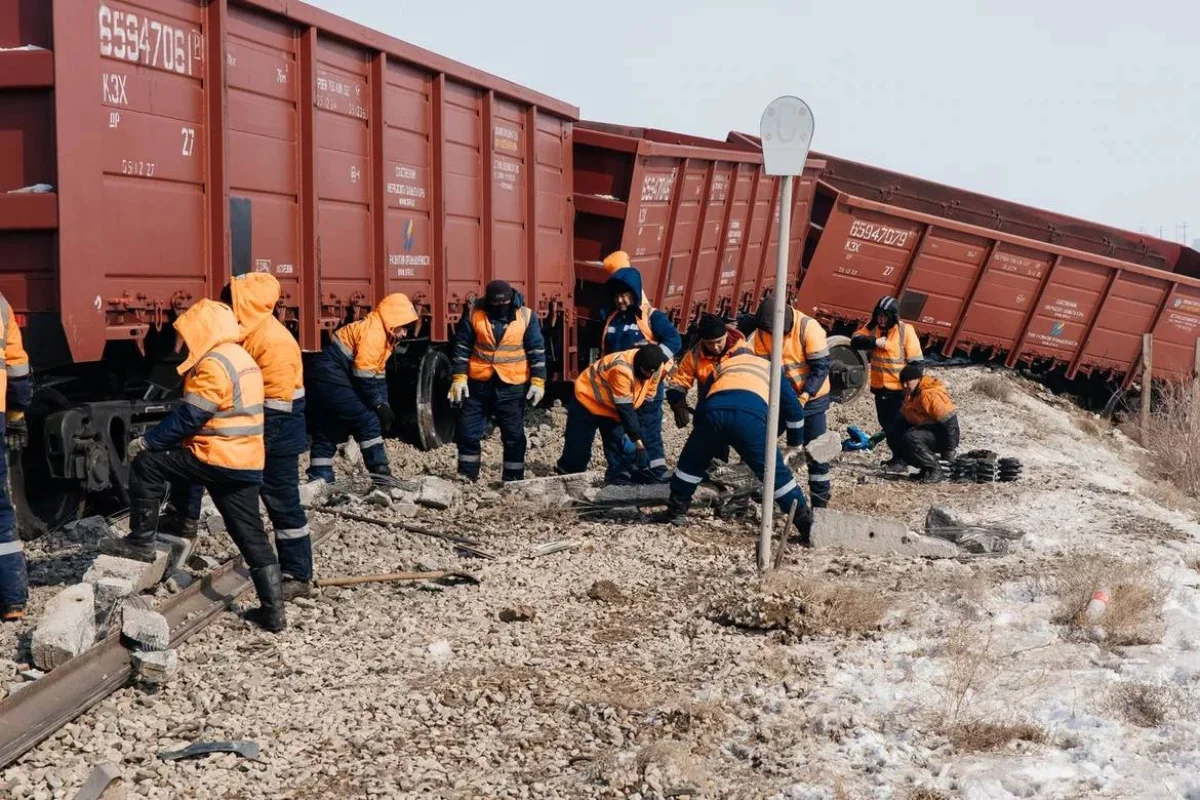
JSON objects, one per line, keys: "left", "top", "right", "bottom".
{"left": 728, "top": 132, "right": 1200, "bottom": 403}
{"left": 569, "top": 124, "right": 865, "bottom": 402}
{"left": 0, "top": 0, "right": 577, "bottom": 535}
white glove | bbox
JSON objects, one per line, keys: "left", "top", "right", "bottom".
{"left": 782, "top": 445, "right": 805, "bottom": 464}
{"left": 126, "top": 436, "right": 149, "bottom": 462}
{"left": 526, "top": 383, "right": 545, "bottom": 405}
{"left": 448, "top": 379, "right": 469, "bottom": 404}
{"left": 875, "top": 337, "right": 888, "bottom": 349}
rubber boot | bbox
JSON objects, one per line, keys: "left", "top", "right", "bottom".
{"left": 98, "top": 499, "right": 159, "bottom": 562}
{"left": 366, "top": 461, "right": 394, "bottom": 488}
{"left": 282, "top": 576, "right": 313, "bottom": 601}
{"left": 916, "top": 465, "right": 945, "bottom": 484}
{"left": 651, "top": 495, "right": 691, "bottom": 525}
{"left": 244, "top": 564, "right": 287, "bottom": 632}
{"left": 792, "top": 504, "right": 814, "bottom": 548}
{"left": 159, "top": 513, "right": 199, "bottom": 539}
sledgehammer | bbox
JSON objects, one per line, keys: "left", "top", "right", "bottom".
{"left": 313, "top": 569, "right": 481, "bottom": 588}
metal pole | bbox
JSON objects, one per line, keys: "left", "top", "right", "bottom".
{"left": 758, "top": 174, "right": 794, "bottom": 572}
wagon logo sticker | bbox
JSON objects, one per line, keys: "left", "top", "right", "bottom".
{"left": 1049, "top": 321, "right": 1065, "bottom": 337}
{"left": 1175, "top": 297, "right": 1183, "bottom": 308}
{"left": 402, "top": 220, "right": 415, "bottom": 252}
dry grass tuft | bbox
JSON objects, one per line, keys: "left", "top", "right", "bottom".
{"left": 1050, "top": 554, "right": 1169, "bottom": 647}
{"left": 945, "top": 721, "right": 1047, "bottom": 751}
{"left": 1108, "top": 682, "right": 1174, "bottom": 728}
{"left": 1074, "top": 414, "right": 1109, "bottom": 437}
{"left": 1132, "top": 381, "right": 1200, "bottom": 497}
{"left": 972, "top": 373, "right": 1015, "bottom": 403}
{"left": 908, "top": 791, "right": 953, "bottom": 800}
{"left": 761, "top": 571, "right": 890, "bottom": 635}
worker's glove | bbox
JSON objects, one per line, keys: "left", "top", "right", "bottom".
{"left": 850, "top": 335, "right": 876, "bottom": 351}
{"left": 672, "top": 405, "right": 692, "bottom": 429}
{"left": 126, "top": 436, "right": 149, "bottom": 462}
{"left": 375, "top": 403, "right": 396, "bottom": 432}
{"left": 798, "top": 392, "right": 810, "bottom": 408}
{"left": 782, "top": 445, "right": 805, "bottom": 464}
{"left": 448, "top": 376, "right": 469, "bottom": 405}
{"left": 875, "top": 337, "right": 888, "bottom": 349}
{"left": 4, "top": 416, "right": 27, "bottom": 452}
{"left": 526, "top": 379, "right": 545, "bottom": 406}
{"left": 633, "top": 442, "right": 650, "bottom": 470}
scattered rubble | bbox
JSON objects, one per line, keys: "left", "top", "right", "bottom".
{"left": 298, "top": 478, "right": 331, "bottom": 508}
{"left": 587, "top": 579, "right": 627, "bottom": 604}
{"left": 414, "top": 476, "right": 460, "bottom": 510}
{"left": 120, "top": 604, "right": 170, "bottom": 651}
{"left": 70, "top": 761, "right": 123, "bottom": 800}
{"left": 131, "top": 649, "right": 178, "bottom": 686}
{"left": 92, "top": 576, "right": 135, "bottom": 609}
{"left": 32, "top": 584, "right": 96, "bottom": 670}
{"left": 84, "top": 552, "right": 169, "bottom": 594}
{"left": 498, "top": 604, "right": 537, "bottom": 623}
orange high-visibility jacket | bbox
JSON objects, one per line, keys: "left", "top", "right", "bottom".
{"left": 333, "top": 293, "right": 419, "bottom": 381}
{"left": 468, "top": 306, "right": 532, "bottom": 384}
{"left": 574, "top": 348, "right": 666, "bottom": 421}
{"left": 854, "top": 319, "right": 923, "bottom": 391}
{"left": 230, "top": 273, "right": 304, "bottom": 413}
{"left": 749, "top": 309, "right": 831, "bottom": 400}
{"left": 901, "top": 375, "right": 956, "bottom": 426}
{"left": 0, "top": 292, "right": 30, "bottom": 416}
{"left": 174, "top": 300, "right": 266, "bottom": 472}
{"left": 666, "top": 326, "right": 745, "bottom": 403}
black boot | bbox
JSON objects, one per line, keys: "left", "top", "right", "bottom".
{"left": 159, "top": 513, "right": 199, "bottom": 539}
{"left": 792, "top": 504, "right": 814, "bottom": 548}
{"left": 651, "top": 495, "right": 690, "bottom": 525}
{"left": 282, "top": 576, "right": 313, "bottom": 601}
{"left": 98, "top": 499, "right": 159, "bottom": 562}
{"left": 244, "top": 564, "right": 287, "bottom": 632}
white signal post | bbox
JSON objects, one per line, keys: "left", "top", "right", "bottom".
{"left": 757, "top": 96, "right": 815, "bottom": 572}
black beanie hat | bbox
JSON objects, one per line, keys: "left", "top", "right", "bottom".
{"left": 697, "top": 313, "right": 727, "bottom": 340}
{"left": 899, "top": 362, "right": 925, "bottom": 383}
{"left": 485, "top": 280, "right": 514, "bottom": 305}
{"left": 754, "top": 297, "right": 794, "bottom": 335}
{"left": 633, "top": 343, "right": 667, "bottom": 374}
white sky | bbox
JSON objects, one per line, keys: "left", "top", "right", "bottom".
{"left": 310, "top": 0, "right": 1199, "bottom": 242}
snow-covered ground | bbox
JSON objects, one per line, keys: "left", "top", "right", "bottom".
{"left": 4, "top": 366, "right": 1200, "bottom": 799}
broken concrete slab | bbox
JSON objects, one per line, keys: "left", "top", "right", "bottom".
{"left": 166, "top": 571, "right": 196, "bottom": 592}
{"left": 157, "top": 534, "right": 195, "bottom": 576}
{"left": 366, "top": 489, "right": 392, "bottom": 507}
{"left": 414, "top": 476, "right": 460, "bottom": 510}
{"left": 132, "top": 649, "right": 178, "bottom": 685}
{"left": 71, "top": 761, "right": 123, "bottom": 800}
{"left": 584, "top": 482, "right": 720, "bottom": 508}
{"left": 804, "top": 430, "right": 843, "bottom": 465}
{"left": 339, "top": 439, "right": 364, "bottom": 469}
{"left": 298, "top": 478, "right": 330, "bottom": 508}
{"left": 32, "top": 583, "right": 97, "bottom": 670}
{"left": 93, "top": 576, "right": 136, "bottom": 609}
{"left": 187, "top": 553, "right": 221, "bottom": 572}
{"left": 121, "top": 605, "right": 170, "bottom": 651}
{"left": 811, "top": 508, "right": 958, "bottom": 558}
{"left": 84, "top": 551, "right": 170, "bottom": 593}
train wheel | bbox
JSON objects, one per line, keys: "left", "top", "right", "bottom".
{"left": 827, "top": 335, "right": 868, "bottom": 405}
{"left": 414, "top": 348, "right": 456, "bottom": 451}
{"left": 13, "top": 389, "right": 87, "bottom": 541}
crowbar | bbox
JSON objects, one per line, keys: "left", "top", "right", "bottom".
{"left": 314, "top": 569, "right": 481, "bottom": 588}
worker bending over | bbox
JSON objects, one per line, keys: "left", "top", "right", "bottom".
{"left": 305, "top": 293, "right": 418, "bottom": 486}
{"left": 99, "top": 300, "right": 285, "bottom": 631}
{"left": 666, "top": 312, "right": 745, "bottom": 425}
{"left": 449, "top": 280, "right": 546, "bottom": 482}
{"left": 893, "top": 363, "right": 959, "bottom": 483}
{"left": 164, "top": 275, "right": 314, "bottom": 599}
{"left": 0, "top": 294, "right": 32, "bottom": 621}
{"left": 655, "top": 348, "right": 813, "bottom": 544}
{"left": 748, "top": 298, "right": 834, "bottom": 507}
{"left": 600, "top": 252, "right": 682, "bottom": 481}
{"left": 851, "top": 295, "right": 923, "bottom": 469}
{"left": 556, "top": 344, "right": 669, "bottom": 484}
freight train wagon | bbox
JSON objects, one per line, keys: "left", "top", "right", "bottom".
{"left": 1, "top": 0, "right": 581, "bottom": 536}
{"left": 727, "top": 132, "right": 1200, "bottom": 403}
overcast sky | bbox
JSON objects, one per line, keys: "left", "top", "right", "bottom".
{"left": 310, "top": 0, "right": 1199, "bottom": 243}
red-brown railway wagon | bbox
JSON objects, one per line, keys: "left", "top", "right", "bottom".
{"left": 728, "top": 134, "right": 1200, "bottom": 395}
{"left": 0, "top": 0, "right": 577, "bottom": 534}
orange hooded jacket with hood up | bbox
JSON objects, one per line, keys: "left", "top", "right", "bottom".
{"left": 144, "top": 299, "right": 265, "bottom": 476}
{"left": 326, "top": 293, "right": 419, "bottom": 409}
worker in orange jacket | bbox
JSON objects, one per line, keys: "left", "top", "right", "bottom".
{"left": 164, "top": 274, "right": 314, "bottom": 600}
{"left": 98, "top": 300, "right": 286, "bottom": 631}
{"left": 305, "top": 294, "right": 418, "bottom": 486}
{"left": 0, "top": 293, "right": 32, "bottom": 621}
{"left": 894, "top": 362, "right": 959, "bottom": 482}
{"left": 748, "top": 298, "right": 834, "bottom": 507}
{"left": 556, "top": 344, "right": 669, "bottom": 484}
{"left": 851, "top": 295, "right": 924, "bottom": 469}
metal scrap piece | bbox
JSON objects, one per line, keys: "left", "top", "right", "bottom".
{"left": 157, "top": 739, "right": 260, "bottom": 762}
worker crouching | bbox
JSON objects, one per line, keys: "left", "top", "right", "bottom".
{"left": 666, "top": 312, "right": 744, "bottom": 464}
{"left": 99, "top": 300, "right": 286, "bottom": 632}
{"left": 600, "top": 252, "right": 682, "bottom": 481}
{"left": 748, "top": 298, "right": 833, "bottom": 507}
{"left": 556, "top": 344, "right": 669, "bottom": 484}
{"left": 893, "top": 363, "right": 959, "bottom": 483}
{"left": 0, "top": 293, "right": 32, "bottom": 622}
{"left": 656, "top": 348, "right": 813, "bottom": 545}
{"left": 305, "top": 293, "right": 418, "bottom": 486}
{"left": 851, "top": 295, "right": 923, "bottom": 470}
{"left": 450, "top": 280, "right": 546, "bottom": 482}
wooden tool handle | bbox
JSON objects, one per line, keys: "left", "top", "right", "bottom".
{"left": 314, "top": 570, "right": 457, "bottom": 587}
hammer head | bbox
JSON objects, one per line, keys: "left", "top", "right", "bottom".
{"left": 841, "top": 425, "right": 872, "bottom": 451}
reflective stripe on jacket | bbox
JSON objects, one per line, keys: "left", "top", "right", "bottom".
{"left": 708, "top": 348, "right": 774, "bottom": 404}
{"left": 574, "top": 349, "right": 665, "bottom": 420}
{"left": 667, "top": 326, "right": 745, "bottom": 405}
{"left": 468, "top": 307, "right": 531, "bottom": 384}
{"left": 901, "top": 375, "right": 956, "bottom": 426}
{"left": 184, "top": 342, "right": 266, "bottom": 471}
{"left": 749, "top": 310, "right": 831, "bottom": 399}
{"left": 0, "top": 293, "right": 31, "bottom": 415}
{"left": 854, "top": 319, "right": 923, "bottom": 390}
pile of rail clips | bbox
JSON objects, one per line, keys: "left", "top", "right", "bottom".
{"left": 943, "top": 450, "right": 1023, "bottom": 483}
